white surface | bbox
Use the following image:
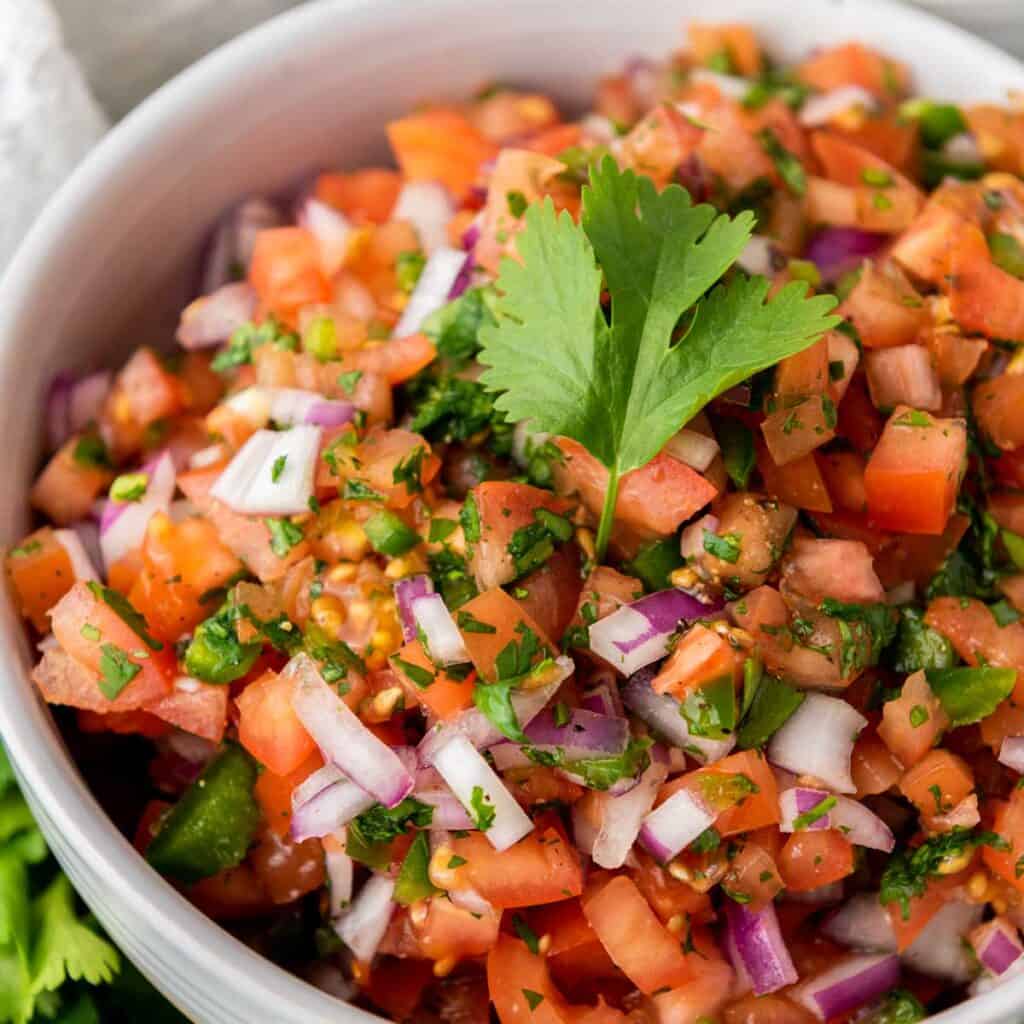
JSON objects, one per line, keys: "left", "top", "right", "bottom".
{"left": 1, "top": 1, "right": 1024, "bottom": 1022}
{"left": 0, "top": 0, "right": 108, "bottom": 267}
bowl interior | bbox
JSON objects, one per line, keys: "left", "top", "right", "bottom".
{"left": 2, "top": 0, "right": 1024, "bottom": 1020}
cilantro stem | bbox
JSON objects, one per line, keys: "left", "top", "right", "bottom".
{"left": 595, "top": 463, "right": 620, "bottom": 562}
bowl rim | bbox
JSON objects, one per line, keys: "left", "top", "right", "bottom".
{"left": 3, "top": 0, "right": 1024, "bottom": 1020}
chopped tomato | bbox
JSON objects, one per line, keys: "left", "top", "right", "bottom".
{"left": 6, "top": 527, "right": 79, "bottom": 632}
{"left": 236, "top": 669, "right": 316, "bottom": 775}
{"left": 582, "top": 875, "right": 695, "bottom": 994}
{"left": 984, "top": 789, "right": 1024, "bottom": 895}
{"left": 975, "top": 373, "right": 1024, "bottom": 451}
{"left": 900, "top": 749, "right": 975, "bottom": 829}
{"left": 925, "top": 596, "right": 1024, "bottom": 671}
{"left": 756, "top": 444, "right": 832, "bottom": 514}
{"left": 646, "top": 959, "right": 734, "bottom": 1024}
{"left": 515, "top": 543, "right": 584, "bottom": 644}
{"left": 341, "top": 333, "right": 437, "bottom": 386}
{"left": 147, "top": 680, "right": 228, "bottom": 742}
{"left": 723, "top": 994, "right": 817, "bottom": 1024}
{"left": 720, "top": 837, "right": 783, "bottom": 910}
{"left": 837, "top": 260, "right": 928, "bottom": 349}
{"left": 409, "top": 895, "right": 501, "bottom": 961}
{"left": 488, "top": 934, "right": 573, "bottom": 1024}
{"left": 387, "top": 109, "right": 498, "bottom": 200}
{"left": 887, "top": 870, "right": 970, "bottom": 950}
{"left": 30, "top": 437, "right": 114, "bottom": 526}
{"left": 864, "top": 406, "right": 967, "bottom": 535}
{"left": 351, "top": 427, "right": 440, "bottom": 509}
{"left": 798, "top": 43, "right": 909, "bottom": 98}
{"left": 630, "top": 850, "right": 713, "bottom": 925}
{"left": 779, "top": 537, "right": 884, "bottom": 606}
{"left": 467, "top": 480, "right": 572, "bottom": 590}
{"left": 314, "top": 168, "right": 401, "bottom": 224}
{"left": 865, "top": 345, "right": 941, "bottom": 413}
{"left": 851, "top": 729, "right": 903, "bottom": 797}
{"left": 554, "top": 437, "right": 717, "bottom": 547}
{"left": 818, "top": 452, "right": 867, "bottom": 513}
{"left": 761, "top": 394, "right": 836, "bottom": 466}
{"left": 391, "top": 638, "right": 475, "bottom": 720}
{"left": 777, "top": 830, "right": 854, "bottom": 892}
{"left": 836, "top": 373, "right": 885, "bottom": 454}
{"left": 946, "top": 222, "right": 1024, "bottom": 342}
{"left": 254, "top": 751, "right": 323, "bottom": 837}
{"left": 878, "top": 670, "right": 949, "bottom": 769}
{"left": 248, "top": 828, "right": 325, "bottom": 905}
{"left": 448, "top": 815, "right": 583, "bottom": 908}
{"left": 249, "top": 228, "right": 331, "bottom": 324}
{"left": 651, "top": 622, "right": 745, "bottom": 699}
{"left": 454, "top": 587, "right": 555, "bottom": 682}
{"left": 688, "top": 22, "right": 762, "bottom": 76}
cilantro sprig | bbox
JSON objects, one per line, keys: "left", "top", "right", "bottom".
{"left": 478, "top": 157, "right": 838, "bottom": 557}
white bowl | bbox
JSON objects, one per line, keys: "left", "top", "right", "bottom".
{"left": 2, "top": 1, "right": 1024, "bottom": 1021}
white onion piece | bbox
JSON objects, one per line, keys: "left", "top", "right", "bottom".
{"left": 903, "top": 900, "right": 983, "bottom": 982}
{"left": 779, "top": 787, "right": 894, "bottom": 852}
{"left": 638, "top": 787, "right": 715, "bottom": 863}
{"left": 431, "top": 734, "right": 533, "bottom": 852}
{"left": 418, "top": 664, "right": 570, "bottom": 765}
{"left": 622, "top": 670, "right": 735, "bottom": 764}
{"left": 793, "top": 953, "right": 900, "bottom": 1021}
{"left": 737, "top": 234, "right": 779, "bottom": 277}
{"left": 288, "top": 654, "right": 414, "bottom": 808}
{"left": 410, "top": 593, "right": 469, "bottom": 666}
{"left": 591, "top": 758, "right": 668, "bottom": 869}
{"left": 689, "top": 68, "right": 752, "bottom": 100}
{"left": 210, "top": 425, "right": 321, "bottom": 516}
{"left": 99, "top": 451, "right": 176, "bottom": 571}
{"left": 53, "top": 529, "right": 99, "bottom": 582}
{"left": 224, "top": 387, "right": 274, "bottom": 428}
{"left": 297, "top": 197, "right": 352, "bottom": 276}
{"left": 392, "top": 247, "right": 466, "bottom": 338}
{"left": 334, "top": 874, "right": 395, "bottom": 963}
{"left": 823, "top": 893, "right": 897, "bottom": 953}
{"left": 664, "top": 428, "right": 720, "bottom": 473}
{"left": 414, "top": 787, "right": 475, "bottom": 830}
{"left": 325, "top": 835, "right": 354, "bottom": 918}
{"left": 290, "top": 765, "right": 375, "bottom": 842}
{"left": 1000, "top": 736, "right": 1024, "bottom": 774}
{"left": 768, "top": 693, "right": 866, "bottom": 794}
{"left": 799, "top": 86, "right": 877, "bottom": 127}
{"left": 176, "top": 282, "right": 256, "bottom": 350}
{"left": 680, "top": 513, "right": 719, "bottom": 562}
{"left": 391, "top": 182, "right": 453, "bottom": 254}
{"left": 943, "top": 132, "right": 983, "bottom": 166}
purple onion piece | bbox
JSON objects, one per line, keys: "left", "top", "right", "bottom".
{"left": 804, "top": 227, "right": 887, "bottom": 283}
{"left": 305, "top": 400, "right": 356, "bottom": 428}
{"left": 523, "top": 707, "right": 629, "bottom": 759}
{"left": 725, "top": 901, "right": 799, "bottom": 997}
{"left": 795, "top": 954, "right": 900, "bottom": 1020}
{"left": 393, "top": 574, "right": 435, "bottom": 643}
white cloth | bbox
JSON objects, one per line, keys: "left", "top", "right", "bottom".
{"left": 0, "top": 0, "right": 108, "bottom": 268}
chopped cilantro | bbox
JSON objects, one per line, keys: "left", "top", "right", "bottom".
{"left": 265, "top": 517, "right": 305, "bottom": 557}
{"left": 97, "top": 644, "right": 141, "bottom": 699}
{"left": 469, "top": 786, "right": 496, "bottom": 831}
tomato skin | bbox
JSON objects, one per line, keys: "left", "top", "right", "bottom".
{"left": 391, "top": 638, "right": 475, "bottom": 720}
{"left": 488, "top": 934, "right": 573, "bottom": 1024}
{"left": 720, "top": 838, "right": 783, "bottom": 911}
{"left": 342, "top": 333, "right": 437, "bottom": 386}
{"left": 864, "top": 407, "right": 967, "bottom": 535}
{"left": 353, "top": 428, "right": 440, "bottom": 510}
{"left": 249, "top": 227, "right": 331, "bottom": 324}
{"left": 147, "top": 680, "right": 228, "bottom": 742}
{"left": 455, "top": 587, "right": 555, "bottom": 682}
{"left": 947, "top": 223, "right": 1024, "bottom": 342}
{"left": 515, "top": 543, "right": 584, "bottom": 645}
{"left": 779, "top": 537, "right": 884, "bottom": 607}
{"left": 837, "top": 260, "right": 928, "bottom": 349}
{"left": 583, "top": 875, "right": 696, "bottom": 995}
{"left": 984, "top": 789, "right": 1024, "bottom": 895}
{"left": 254, "top": 751, "right": 323, "bottom": 837}
{"left": 236, "top": 670, "right": 316, "bottom": 776}
{"left": 448, "top": 815, "right": 583, "bottom": 909}
{"left": 878, "top": 670, "right": 949, "bottom": 770}
{"left": 777, "top": 830, "right": 854, "bottom": 891}
{"left": 761, "top": 395, "right": 836, "bottom": 467}
{"left": 851, "top": 729, "right": 903, "bottom": 797}
{"left": 644, "top": 958, "right": 734, "bottom": 1024}
{"left": 798, "top": 42, "right": 908, "bottom": 98}
{"left": 652, "top": 623, "right": 744, "bottom": 700}
{"left": 756, "top": 445, "right": 832, "bottom": 514}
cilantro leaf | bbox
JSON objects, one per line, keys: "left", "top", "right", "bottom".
{"left": 394, "top": 831, "right": 440, "bottom": 905}
{"left": 478, "top": 157, "right": 838, "bottom": 556}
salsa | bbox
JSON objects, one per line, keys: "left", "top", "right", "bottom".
{"left": 11, "top": 19, "right": 1024, "bottom": 1024}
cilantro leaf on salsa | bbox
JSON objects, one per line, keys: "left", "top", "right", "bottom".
{"left": 478, "top": 156, "right": 839, "bottom": 557}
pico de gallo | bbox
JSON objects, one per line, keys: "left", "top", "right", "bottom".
{"left": 12, "top": 20, "right": 1024, "bottom": 1024}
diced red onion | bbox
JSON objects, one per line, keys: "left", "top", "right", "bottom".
{"left": 392, "top": 247, "right": 466, "bottom": 338}
{"left": 589, "top": 588, "right": 724, "bottom": 676}
{"left": 176, "top": 282, "right": 257, "bottom": 350}
{"left": 580, "top": 684, "right": 621, "bottom": 718}
{"left": 792, "top": 953, "right": 900, "bottom": 1021}
{"left": 823, "top": 893, "right": 897, "bottom": 953}
{"left": 736, "top": 235, "right": 780, "bottom": 278}
{"left": 799, "top": 85, "right": 877, "bottom": 127}
{"left": 334, "top": 873, "right": 395, "bottom": 963}
{"left": 902, "top": 901, "right": 983, "bottom": 982}
{"left": 590, "top": 758, "right": 669, "bottom": 869}
{"left": 325, "top": 834, "right": 354, "bottom": 918}
{"left": 210, "top": 425, "right": 321, "bottom": 516}
{"left": 622, "top": 669, "right": 735, "bottom": 764}
{"left": 523, "top": 707, "right": 629, "bottom": 760}
{"left": 392, "top": 182, "right": 453, "bottom": 254}
{"left": 1000, "top": 736, "right": 1024, "bottom": 774}
{"left": 269, "top": 387, "right": 355, "bottom": 429}
{"left": 68, "top": 371, "right": 111, "bottom": 434}
{"left": 488, "top": 742, "right": 533, "bottom": 772}
{"left": 689, "top": 67, "right": 752, "bottom": 101}
{"left": 410, "top": 593, "right": 469, "bottom": 667}
{"left": 53, "top": 529, "right": 99, "bottom": 582}
{"left": 804, "top": 227, "right": 887, "bottom": 283}
{"left": 414, "top": 787, "right": 475, "bottom": 830}
{"left": 290, "top": 765, "right": 375, "bottom": 843}
{"left": 779, "top": 787, "right": 894, "bottom": 852}
{"left": 726, "top": 902, "right": 798, "bottom": 996}
{"left": 431, "top": 734, "right": 533, "bottom": 851}
{"left": 664, "top": 428, "right": 720, "bottom": 473}
{"left": 46, "top": 372, "right": 74, "bottom": 452}
{"left": 972, "top": 918, "right": 1024, "bottom": 976}
{"left": 418, "top": 663, "right": 571, "bottom": 765}
{"left": 202, "top": 196, "right": 283, "bottom": 293}
{"left": 297, "top": 197, "right": 352, "bottom": 276}
{"left": 448, "top": 251, "right": 474, "bottom": 300}
{"left": 768, "top": 693, "right": 866, "bottom": 794}
{"left": 638, "top": 786, "right": 715, "bottom": 863}
{"left": 99, "top": 451, "right": 177, "bottom": 571}
{"left": 394, "top": 575, "right": 435, "bottom": 644}
{"left": 288, "top": 654, "right": 414, "bottom": 808}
